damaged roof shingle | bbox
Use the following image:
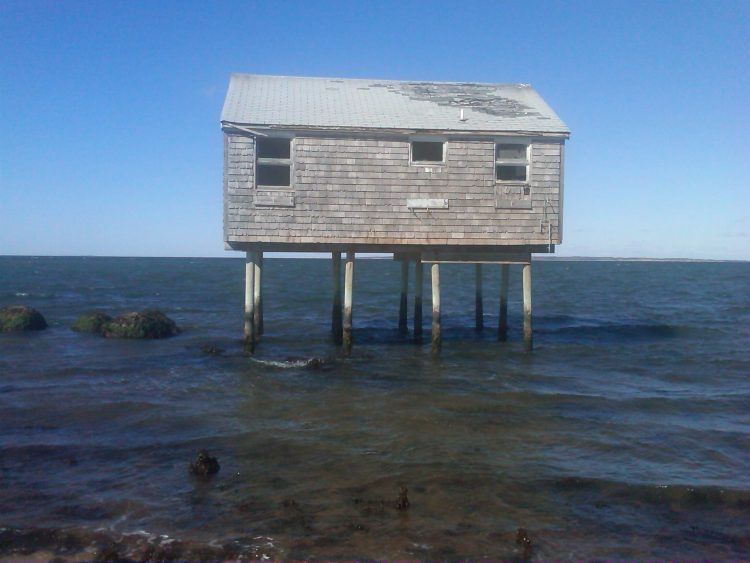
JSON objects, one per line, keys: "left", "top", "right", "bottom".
{"left": 221, "top": 74, "right": 569, "bottom": 134}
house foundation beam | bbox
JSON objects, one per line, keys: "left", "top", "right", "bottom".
{"left": 342, "top": 251, "right": 355, "bottom": 356}
{"left": 243, "top": 251, "right": 256, "bottom": 355}
{"left": 253, "top": 251, "right": 263, "bottom": 336}
{"left": 331, "top": 252, "right": 342, "bottom": 343}
{"left": 431, "top": 263, "right": 441, "bottom": 353}
{"left": 399, "top": 259, "right": 409, "bottom": 333}
{"left": 414, "top": 256, "right": 423, "bottom": 338}
{"left": 475, "top": 264, "right": 484, "bottom": 331}
{"left": 522, "top": 263, "right": 533, "bottom": 351}
{"left": 499, "top": 264, "right": 509, "bottom": 341}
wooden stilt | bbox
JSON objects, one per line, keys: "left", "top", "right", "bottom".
{"left": 414, "top": 256, "right": 423, "bottom": 338}
{"left": 431, "top": 263, "right": 441, "bottom": 352}
{"left": 331, "top": 252, "right": 342, "bottom": 343}
{"left": 253, "top": 251, "right": 263, "bottom": 336}
{"left": 522, "top": 262, "right": 533, "bottom": 351}
{"left": 342, "top": 251, "right": 354, "bottom": 356}
{"left": 498, "top": 264, "right": 509, "bottom": 341}
{"left": 243, "top": 251, "right": 256, "bottom": 354}
{"left": 399, "top": 259, "right": 409, "bottom": 333}
{"left": 475, "top": 263, "right": 484, "bottom": 331}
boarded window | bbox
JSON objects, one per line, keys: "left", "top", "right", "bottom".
{"left": 257, "top": 163, "right": 290, "bottom": 186}
{"left": 496, "top": 143, "right": 528, "bottom": 182}
{"left": 256, "top": 137, "right": 292, "bottom": 187}
{"left": 257, "top": 137, "right": 291, "bottom": 159}
{"left": 411, "top": 141, "right": 444, "bottom": 163}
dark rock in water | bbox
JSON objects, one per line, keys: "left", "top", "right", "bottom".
{"left": 103, "top": 311, "right": 178, "bottom": 339}
{"left": 200, "top": 344, "right": 225, "bottom": 356}
{"left": 516, "top": 527, "right": 533, "bottom": 558}
{"left": 395, "top": 485, "right": 410, "bottom": 510}
{"left": 0, "top": 305, "right": 48, "bottom": 332}
{"left": 71, "top": 311, "right": 112, "bottom": 335}
{"left": 189, "top": 450, "right": 220, "bottom": 478}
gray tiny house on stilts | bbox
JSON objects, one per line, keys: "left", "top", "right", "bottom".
{"left": 221, "top": 74, "right": 569, "bottom": 354}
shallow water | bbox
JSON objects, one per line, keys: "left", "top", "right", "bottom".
{"left": 1, "top": 256, "right": 749, "bottom": 559}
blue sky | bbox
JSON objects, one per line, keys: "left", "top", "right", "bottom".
{"left": 1, "top": 0, "right": 748, "bottom": 259}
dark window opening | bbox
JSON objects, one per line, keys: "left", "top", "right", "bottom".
{"left": 496, "top": 144, "right": 527, "bottom": 160}
{"left": 257, "top": 137, "right": 291, "bottom": 159}
{"left": 257, "top": 164, "right": 290, "bottom": 186}
{"left": 496, "top": 165, "right": 527, "bottom": 182}
{"left": 412, "top": 141, "right": 444, "bottom": 162}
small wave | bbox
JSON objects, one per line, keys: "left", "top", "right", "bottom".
{"left": 14, "top": 292, "right": 29, "bottom": 297}
{"left": 251, "top": 357, "right": 328, "bottom": 370}
{"left": 546, "top": 476, "right": 750, "bottom": 509}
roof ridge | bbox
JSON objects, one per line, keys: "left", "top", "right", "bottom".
{"left": 229, "top": 72, "right": 531, "bottom": 88}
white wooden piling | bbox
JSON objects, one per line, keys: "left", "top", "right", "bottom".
{"left": 399, "top": 259, "right": 409, "bottom": 333}
{"left": 342, "top": 251, "right": 355, "bottom": 355}
{"left": 331, "top": 252, "right": 342, "bottom": 343}
{"left": 522, "top": 262, "right": 533, "bottom": 351}
{"left": 475, "top": 263, "right": 484, "bottom": 331}
{"left": 244, "top": 251, "right": 256, "bottom": 354}
{"left": 253, "top": 251, "right": 263, "bottom": 336}
{"left": 414, "top": 256, "right": 423, "bottom": 338}
{"left": 431, "top": 263, "right": 441, "bottom": 352}
{"left": 499, "top": 263, "right": 509, "bottom": 341}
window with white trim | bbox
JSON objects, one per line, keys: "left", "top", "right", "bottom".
{"left": 495, "top": 143, "right": 529, "bottom": 182}
{"left": 256, "top": 137, "right": 292, "bottom": 187}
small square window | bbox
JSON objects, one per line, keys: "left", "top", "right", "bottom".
{"left": 411, "top": 141, "right": 444, "bottom": 163}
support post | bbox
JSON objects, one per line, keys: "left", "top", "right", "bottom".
{"left": 414, "top": 256, "right": 423, "bottom": 338}
{"left": 499, "top": 264, "right": 509, "bottom": 341}
{"left": 522, "top": 262, "right": 533, "bottom": 351}
{"left": 243, "top": 251, "right": 256, "bottom": 354}
{"left": 431, "top": 263, "right": 441, "bottom": 353}
{"left": 342, "top": 251, "right": 354, "bottom": 356}
{"left": 399, "top": 259, "right": 409, "bottom": 333}
{"left": 253, "top": 251, "right": 263, "bottom": 336}
{"left": 331, "top": 252, "right": 342, "bottom": 343}
{"left": 475, "top": 263, "right": 484, "bottom": 331}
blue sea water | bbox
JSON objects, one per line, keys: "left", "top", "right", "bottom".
{"left": 0, "top": 256, "right": 749, "bottom": 559}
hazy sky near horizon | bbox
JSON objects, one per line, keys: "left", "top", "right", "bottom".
{"left": 1, "top": 0, "right": 748, "bottom": 259}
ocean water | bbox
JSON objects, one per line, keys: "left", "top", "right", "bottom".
{"left": 1, "top": 255, "right": 749, "bottom": 559}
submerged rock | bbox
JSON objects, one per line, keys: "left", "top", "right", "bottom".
{"left": 200, "top": 343, "right": 225, "bottom": 356}
{"left": 189, "top": 450, "right": 220, "bottom": 479}
{"left": 71, "top": 312, "right": 112, "bottom": 335}
{"left": 103, "top": 311, "right": 178, "bottom": 339}
{"left": 0, "top": 305, "right": 48, "bottom": 332}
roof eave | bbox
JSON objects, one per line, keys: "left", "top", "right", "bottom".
{"left": 220, "top": 121, "right": 570, "bottom": 139}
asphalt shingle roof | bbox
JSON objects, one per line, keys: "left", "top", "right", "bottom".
{"left": 221, "top": 74, "right": 569, "bottom": 135}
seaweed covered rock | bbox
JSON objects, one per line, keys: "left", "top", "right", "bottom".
{"left": 103, "top": 311, "right": 178, "bottom": 339}
{"left": 0, "top": 305, "right": 48, "bottom": 332}
{"left": 189, "top": 450, "right": 220, "bottom": 478}
{"left": 71, "top": 312, "right": 112, "bottom": 335}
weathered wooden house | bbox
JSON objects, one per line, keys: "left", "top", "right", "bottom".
{"left": 221, "top": 74, "right": 569, "bottom": 354}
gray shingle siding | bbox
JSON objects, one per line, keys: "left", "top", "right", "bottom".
{"left": 223, "top": 132, "right": 563, "bottom": 247}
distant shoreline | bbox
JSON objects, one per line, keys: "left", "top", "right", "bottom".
{"left": 1, "top": 254, "right": 747, "bottom": 263}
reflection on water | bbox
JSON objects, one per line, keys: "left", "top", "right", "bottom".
{"left": 1, "top": 257, "right": 749, "bottom": 558}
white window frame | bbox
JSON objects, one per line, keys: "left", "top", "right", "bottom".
{"left": 255, "top": 135, "right": 294, "bottom": 189}
{"left": 409, "top": 137, "right": 447, "bottom": 166}
{"left": 495, "top": 141, "right": 531, "bottom": 184}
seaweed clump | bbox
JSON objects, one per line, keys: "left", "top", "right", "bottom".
{"left": 71, "top": 312, "right": 112, "bottom": 335}
{"left": 0, "top": 305, "right": 47, "bottom": 332}
{"left": 103, "top": 311, "right": 178, "bottom": 339}
{"left": 189, "top": 450, "right": 220, "bottom": 479}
